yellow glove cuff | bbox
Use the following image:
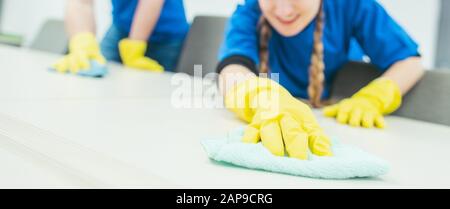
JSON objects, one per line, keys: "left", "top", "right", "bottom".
{"left": 224, "top": 77, "right": 289, "bottom": 122}
{"left": 118, "top": 38, "right": 147, "bottom": 64}
{"left": 353, "top": 78, "right": 402, "bottom": 115}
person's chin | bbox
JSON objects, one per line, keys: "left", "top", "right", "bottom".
{"left": 274, "top": 26, "right": 303, "bottom": 37}
{"left": 272, "top": 19, "right": 303, "bottom": 37}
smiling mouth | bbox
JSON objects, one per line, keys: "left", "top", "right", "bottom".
{"left": 277, "top": 15, "right": 301, "bottom": 25}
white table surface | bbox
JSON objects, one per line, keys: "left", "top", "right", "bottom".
{"left": 1, "top": 45, "right": 450, "bottom": 189}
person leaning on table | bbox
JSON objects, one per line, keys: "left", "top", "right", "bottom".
{"left": 217, "top": 0, "right": 424, "bottom": 160}
{"left": 53, "top": 0, "right": 189, "bottom": 74}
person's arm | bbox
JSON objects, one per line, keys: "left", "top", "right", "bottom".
{"left": 381, "top": 57, "right": 424, "bottom": 95}
{"left": 65, "top": 0, "right": 96, "bottom": 37}
{"left": 129, "top": 0, "right": 165, "bottom": 41}
{"left": 217, "top": 1, "right": 261, "bottom": 96}
{"left": 117, "top": 0, "right": 165, "bottom": 72}
{"left": 350, "top": 0, "right": 424, "bottom": 95}
{"left": 52, "top": 0, "right": 106, "bottom": 77}
{"left": 323, "top": 0, "right": 425, "bottom": 128}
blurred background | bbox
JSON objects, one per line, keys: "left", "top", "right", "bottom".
{"left": 0, "top": 0, "right": 448, "bottom": 69}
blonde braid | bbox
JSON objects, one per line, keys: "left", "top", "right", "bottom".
{"left": 308, "top": 0, "right": 325, "bottom": 108}
{"left": 258, "top": 16, "right": 272, "bottom": 74}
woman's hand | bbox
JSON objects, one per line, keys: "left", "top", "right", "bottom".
{"left": 52, "top": 32, "right": 106, "bottom": 74}
{"left": 323, "top": 78, "right": 402, "bottom": 128}
{"left": 225, "top": 77, "right": 332, "bottom": 160}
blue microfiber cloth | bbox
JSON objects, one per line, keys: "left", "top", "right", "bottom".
{"left": 49, "top": 61, "right": 108, "bottom": 78}
{"left": 201, "top": 128, "right": 390, "bottom": 179}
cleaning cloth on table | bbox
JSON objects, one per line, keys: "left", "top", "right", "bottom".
{"left": 201, "top": 128, "right": 390, "bottom": 179}
{"left": 49, "top": 61, "right": 108, "bottom": 78}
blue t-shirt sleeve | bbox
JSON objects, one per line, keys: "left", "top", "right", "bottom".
{"left": 350, "top": 0, "right": 420, "bottom": 70}
{"left": 218, "top": 0, "right": 261, "bottom": 64}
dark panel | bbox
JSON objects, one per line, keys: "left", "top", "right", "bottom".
{"left": 436, "top": 0, "right": 450, "bottom": 68}
{"left": 175, "top": 16, "right": 228, "bottom": 76}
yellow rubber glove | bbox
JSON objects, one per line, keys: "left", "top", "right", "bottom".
{"left": 52, "top": 32, "right": 106, "bottom": 74}
{"left": 118, "top": 39, "right": 164, "bottom": 72}
{"left": 225, "top": 77, "right": 333, "bottom": 160}
{"left": 323, "top": 78, "right": 402, "bottom": 128}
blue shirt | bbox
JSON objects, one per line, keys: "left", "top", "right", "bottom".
{"left": 111, "top": 0, "right": 189, "bottom": 42}
{"left": 219, "top": 0, "right": 419, "bottom": 99}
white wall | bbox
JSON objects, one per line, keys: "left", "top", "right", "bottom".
{"left": 1, "top": 0, "right": 112, "bottom": 45}
{"left": 1, "top": 0, "right": 241, "bottom": 44}
{"left": 1, "top": 0, "right": 440, "bottom": 68}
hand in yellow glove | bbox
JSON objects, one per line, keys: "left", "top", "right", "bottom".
{"left": 52, "top": 32, "right": 106, "bottom": 74}
{"left": 225, "top": 77, "right": 332, "bottom": 160}
{"left": 118, "top": 39, "right": 164, "bottom": 72}
{"left": 323, "top": 78, "right": 402, "bottom": 128}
